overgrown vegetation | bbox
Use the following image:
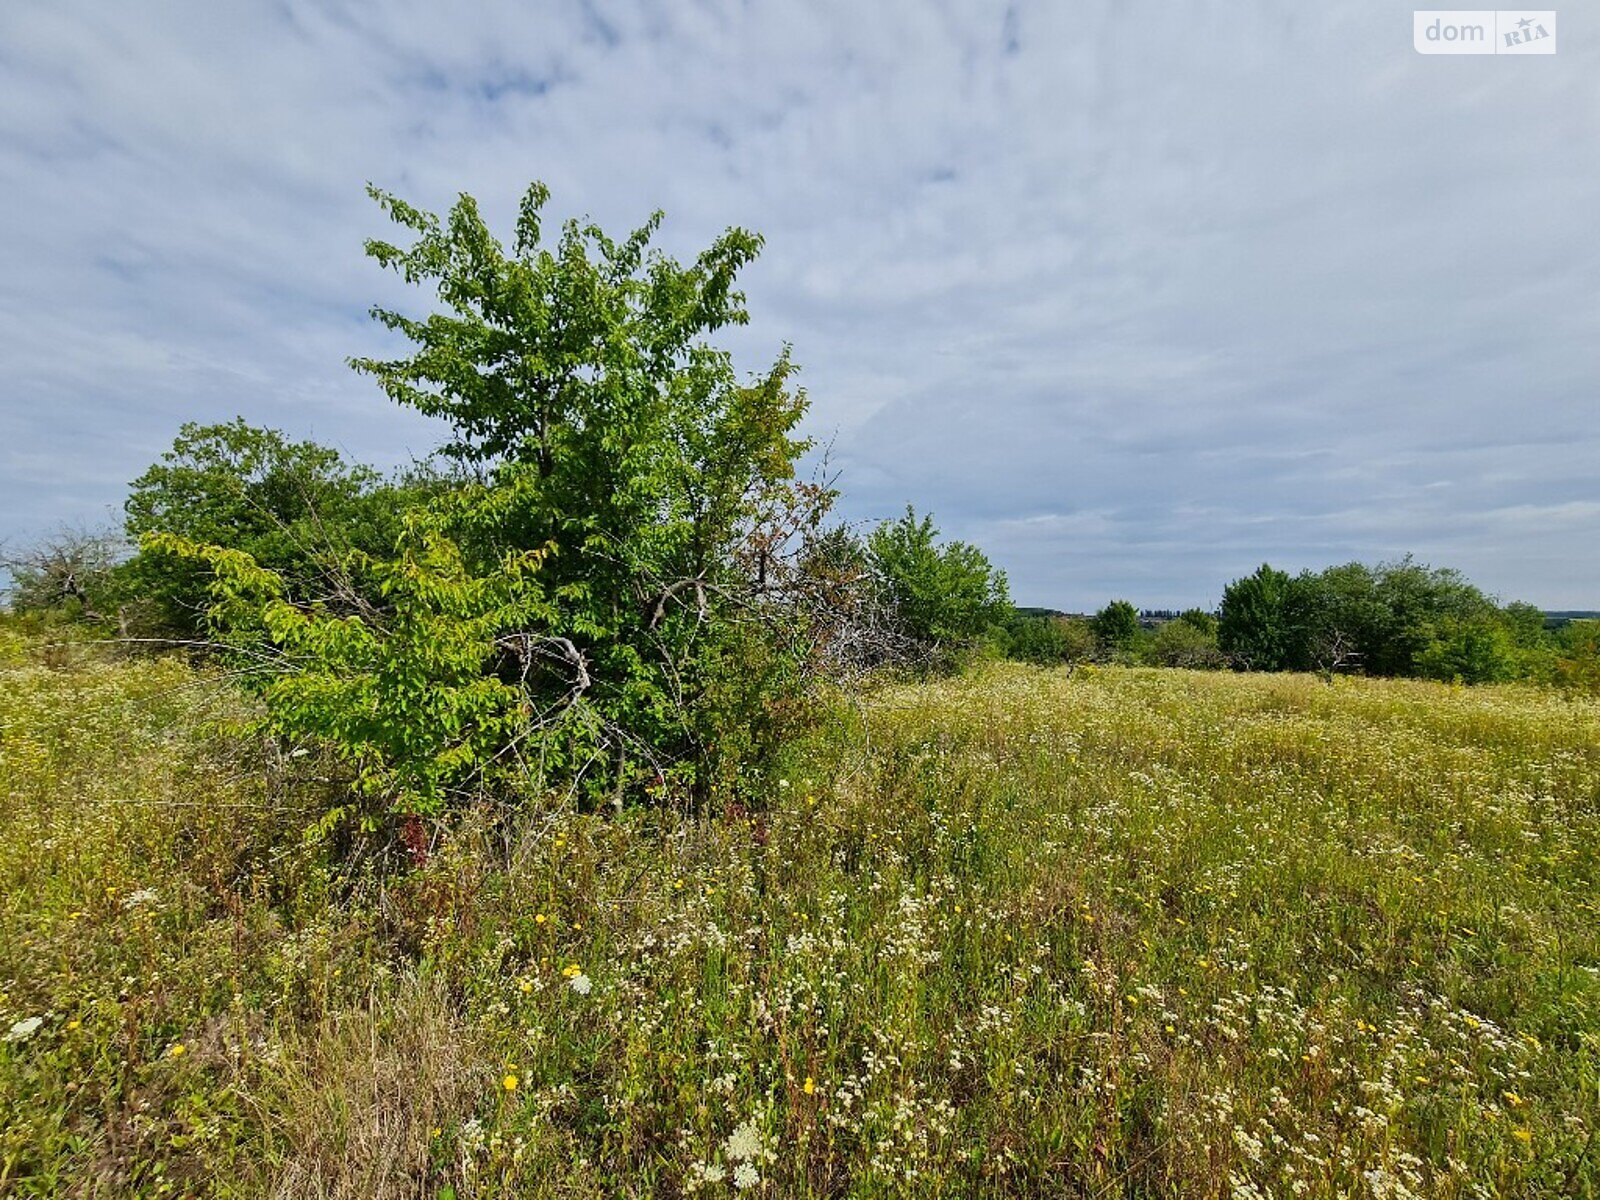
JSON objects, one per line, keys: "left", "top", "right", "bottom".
{"left": 4, "top": 181, "right": 1600, "bottom": 1197}
{"left": 3, "top": 635, "right": 1597, "bottom": 1196}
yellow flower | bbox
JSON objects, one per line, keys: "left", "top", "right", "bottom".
{"left": 535, "top": 913, "right": 547, "bottom": 925}
{"left": 562, "top": 963, "right": 583, "bottom": 978}
{"left": 66, "top": 1019, "right": 81, "bottom": 1031}
{"left": 1512, "top": 1128, "right": 1532, "bottom": 1144}
{"left": 503, "top": 1073, "right": 519, "bottom": 1092}
{"left": 802, "top": 1076, "right": 815, "bottom": 1095}
{"left": 431, "top": 1126, "right": 442, "bottom": 1139}
{"left": 1503, "top": 1091, "right": 1524, "bottom": 1107}
{"left": 168, "top": 1043, "right": 186, "bottom": 1058}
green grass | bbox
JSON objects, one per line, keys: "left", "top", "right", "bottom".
{"left": 2, "top": 636, "right": 1598, "bottom": 1196}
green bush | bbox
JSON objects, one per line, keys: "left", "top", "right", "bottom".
{"left": 1090, "top": 599, "right": 1140, "bottom": 653}
{"left": 866, "top": 507, "right": 1010, "bottom": 654}
{"left": 1144, "top": 617, "right": 1225, "bottom": 668}
{"left": 145, "top": 183, "right": 840, "bottom": 817}
{"left": 121, "top": 419, "right": 426, "bottom": 636}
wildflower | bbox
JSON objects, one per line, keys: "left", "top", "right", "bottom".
{"left": 725, "top": 1120, "right": 763, "bottom": 1162}
{"left": 3, "top": 1016, "right": 43, "bottom": 1043}
{"left": 168, "top": 1043, "right": 186, "bottom": 1058}
{"left": 803, "top": 1076, "right": 815, "bottom": 1095}
{"left": 121, "top": 888, "right": 159, "bottom": 909}
{"left": 732, "top": 1162, "right": 760, "bottom": 1190}
{"left": 568, "top": 973, "right": 592, "bottom": 995}
{"left": 562, "top": 963, "right": 583, "bottom": 978}
{"left": 66, "top": 1019, "right": 81, "bottom": 1031}
{"left": 503, "top": 1072, "right": 519, "bottom": 1091}
{"left": 535, "top": 913, "right": 547, "bottom": 925}
{"left": 1512, "top": 1129, "right": 1532, "bottom": 1144}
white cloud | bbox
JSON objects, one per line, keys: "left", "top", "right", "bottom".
{"left": 1, "top": 0, "right": 1595, "bottom": 606}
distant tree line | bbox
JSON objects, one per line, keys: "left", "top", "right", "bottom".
{"left": 993, "top": 561, "right": 1598, "bottom": 690}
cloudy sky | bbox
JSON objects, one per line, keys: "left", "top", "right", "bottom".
{"left": 2, "top": 1, "right": 1595, "bottom": 609}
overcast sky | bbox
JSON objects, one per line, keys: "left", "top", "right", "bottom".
{"left": 2, "top": 1, "right": 1595, "bottom": 609}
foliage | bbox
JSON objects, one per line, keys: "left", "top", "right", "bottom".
{"left": 1217, "top": 563, "right": 1300, "bottom": 670}
{"left": 163, "top": 185, "right": 836, "bottom": 809}
{"left": 1415, "top": 613, "right": 1522, "bottom": 685}
{"left": 1089, "top": 599, "right": 1140, "bottom": 651}
{"left": 5, "top": 645, "right": 1599, "bottom": 1195}
{"left": 1144, "top": 615, "right": 1225, "bottom": 668}
{"left": 1219, "top": 557, "right": 1533, "bottom": 681}
{"left": 1553, "top": 620, "right": 1600, "bottom": 693}
{"left": 2, "top": 527, "right": 128, "bottom": 623}
{"left": 121, "top": 419, "right": 423, "bottom": 636}
{"left": 865, "top": 507, "right": 1010, "bottom": 653}
{"left": 1001, "top": 611, "right": 1095, "bottom": 665}
{"left": 145, "top": 518, "right": 560, "bottom": 821}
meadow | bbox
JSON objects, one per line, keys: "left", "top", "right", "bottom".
{"left": 2, "top": 631, "right": 1597, "bottom": 1197}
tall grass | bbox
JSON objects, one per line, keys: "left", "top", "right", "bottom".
{"left": 2, "top": 634, "right": 1597, "bottom": 1196}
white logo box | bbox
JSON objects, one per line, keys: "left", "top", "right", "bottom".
{"left": 1414, "top": 10, "right": 1557, "bottom": 53}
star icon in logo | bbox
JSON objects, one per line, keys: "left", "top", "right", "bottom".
{"left": 1517, "top": 16, "right": 1534, "bottom": 29}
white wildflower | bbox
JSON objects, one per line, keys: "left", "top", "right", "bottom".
{"left": 732, "top": 1162, "right": 760, "bottom": 1190}
{"left": 4, "top": 1016, "right": 43, "bottom": 1043}
{"left": 724, "top": 1120, "right": 763, "bottom": 1162}
{"left": 121, "top": 888, "right": 160, "bottom": 909}
{"left": 568, "top": 973, "right": 592, "bottom": 995}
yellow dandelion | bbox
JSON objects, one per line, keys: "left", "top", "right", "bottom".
{"left": 1512, "top": 1128, "right": 1532, "bottom": 1144}
{"left": 562, "top": 963, "right": 583, "bottom": 978}
{"left": 503, "top": 1073, "right": 519, "bottom": 1092}
{"left": 168, "top": 1043, "right": 186, "bottom": 1058}
{"left": 535, "top": 913, "right": 547, "bottom": 925}
{"left": 803, "top": 1076, "right": 816, "bottom": 1095}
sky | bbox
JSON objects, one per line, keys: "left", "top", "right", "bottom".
{"left": 1, "top": 1, "right": 1596, "bottom": 610}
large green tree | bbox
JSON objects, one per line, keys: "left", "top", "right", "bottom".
{"left": 1217, "top": 564, "right": 1301, "bottom": 670}
{"left": 343, "top": 183, "right": 823, "bottom": 800}
{"left": 865, "top": 507, "right": 1010, "bottom": 653}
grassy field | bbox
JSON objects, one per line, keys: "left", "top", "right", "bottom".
{"left": 2, "top": 633, "right": 1598, "bottom": 1197}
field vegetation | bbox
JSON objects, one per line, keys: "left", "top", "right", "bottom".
{"left": 3, "top": 632, "right": 1597, "bottom": 1196}
{"left": 5, "top": 183, "right": 1599, "bottom": 1197}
